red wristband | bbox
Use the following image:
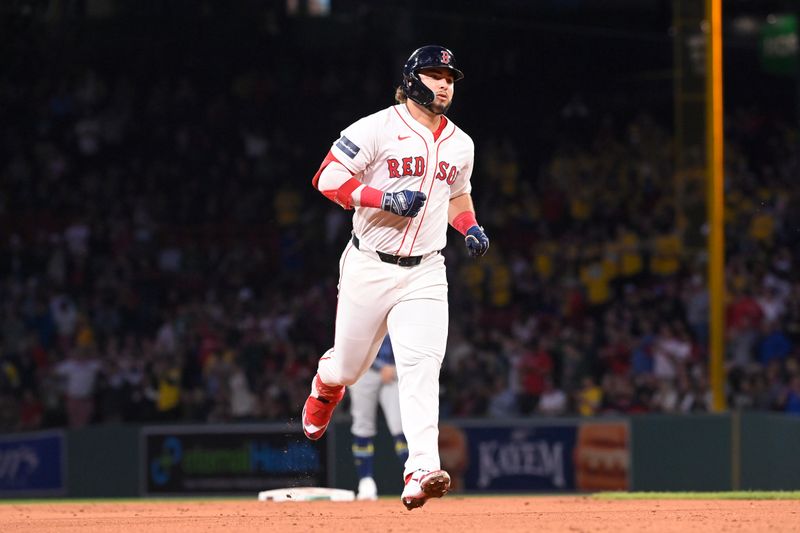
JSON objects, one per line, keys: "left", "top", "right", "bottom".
{"left": 360, "top": 186, "right": 384, "bottom": 208}
{"left": 452, "top": 211, "right": 479, "bottom": 236}
{"left": 334, "top": 178, "right": 363, "bottom": 209}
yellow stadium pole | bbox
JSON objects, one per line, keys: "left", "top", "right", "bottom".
{"left": 706, "top": 0, "right": 726, "bottom": 412}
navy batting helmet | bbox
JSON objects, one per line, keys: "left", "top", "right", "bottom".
{"left": 402, "top": 45, "right": 464, "bottom": 107}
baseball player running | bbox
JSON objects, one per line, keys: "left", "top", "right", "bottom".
{"left": 302, "top": 44, "right": 489, "bottom": 510}
{"left": 349, "top": 335, "right": 408, "bottom": 501}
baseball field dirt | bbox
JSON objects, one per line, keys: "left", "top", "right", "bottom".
{"left": 2, "top": 496, "right": 798, "bottom": 532}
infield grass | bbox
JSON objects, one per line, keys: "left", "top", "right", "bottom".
{"left": 595, "top": 491, "right": 800, "bottom": 500}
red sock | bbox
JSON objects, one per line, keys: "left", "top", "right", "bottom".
{"left": 315, "top": 375, "right": 344, "bottom": 401}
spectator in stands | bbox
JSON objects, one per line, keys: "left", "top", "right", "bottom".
{"left": 781, "top": 375, "right": 800, "bottom": 415}
{"left": 53, "top": 347, "right": 103, "bottom": 428}
{"left": 0, "top": 16, "right": 798, "bottom": 430}
{"left": 536, "top": 376, "right": 568, "bottom": 416}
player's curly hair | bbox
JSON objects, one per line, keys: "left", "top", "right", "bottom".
{"left": 395, "top": 85, "right": 407, "bottom": 104}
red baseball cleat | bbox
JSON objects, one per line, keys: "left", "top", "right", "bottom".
{"left": 302, "top": 374, "right": 345, "bottom": 440}
{"left": 400, "top": 469, "right": 451, "bottom": 510}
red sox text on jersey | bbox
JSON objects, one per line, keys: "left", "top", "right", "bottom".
{"left": 386, "top": 156, "right": 459, "bottom": 185}
{"left": 327, "top": 104, "right": 474, "bottom": 256}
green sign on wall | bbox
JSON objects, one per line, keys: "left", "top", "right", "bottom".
{"left": 761, "top": 14, "right": 798, "bottom": 76}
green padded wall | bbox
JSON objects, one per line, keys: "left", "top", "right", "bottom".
{"left": 630, "top": 414, "right": 732, "bottom": 491}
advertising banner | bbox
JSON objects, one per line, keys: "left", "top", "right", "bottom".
{"left": 142, "top": 424, "right": 328, "bottom": 496}
{"left": 439, "top": 421, "right": 628, "bottom": 493}
{"left": 761, "top": 14, "right": 798, "bottom": 76}
{"left": 0, "top": 430, "right": 66, "bottom": 495}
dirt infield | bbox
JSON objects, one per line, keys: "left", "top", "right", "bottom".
{"left": 3, "top": 496, "right": 797, "bottom": 532}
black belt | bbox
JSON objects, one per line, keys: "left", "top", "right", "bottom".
{"left": 351, "top": 235, "right": 425, "bottom": 267}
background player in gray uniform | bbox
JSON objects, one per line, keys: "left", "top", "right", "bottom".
{"left": 349, "top": 335, "right": 408, "bottom": 500}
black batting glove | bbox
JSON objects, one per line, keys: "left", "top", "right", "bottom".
{"left": 465, "top": 225, "right": 490, "bottom": 257}
{"left": 382, "top": 190, "right": 427, "bottom": 218}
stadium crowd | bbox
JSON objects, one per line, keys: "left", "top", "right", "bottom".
{"left": 1, "top": 16, "right": 800, "bottom": 431}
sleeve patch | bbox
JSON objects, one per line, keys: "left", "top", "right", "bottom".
{"left": 335, "top": 136, "right": 361, "bottom": 159}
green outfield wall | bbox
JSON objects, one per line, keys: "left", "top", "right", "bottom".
{"left": 739, "top": 412, "right": 800, "bottom": 490}
{"left": 629, "top": 414, "right": 732, "bottom": 491}
{"left": 349, "top": 413, "right": 800, "bottom": 494}
{"left": 66, "top": 425, "right": 140, "bottom": 498}
{"left": 6, "top": 412, "right": 798, "bottom": 497}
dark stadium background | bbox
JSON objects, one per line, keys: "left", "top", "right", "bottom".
{"left": 1, "top": 0, "right": 799, "bottom": 434}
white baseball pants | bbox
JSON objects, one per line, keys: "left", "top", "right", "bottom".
{"left": 317, "top": 239, "right": 448, "bottom": 478}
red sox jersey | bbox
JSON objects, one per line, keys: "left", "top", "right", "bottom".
{"left": 330, "top": 104, "right": 474, "bottom": 257}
